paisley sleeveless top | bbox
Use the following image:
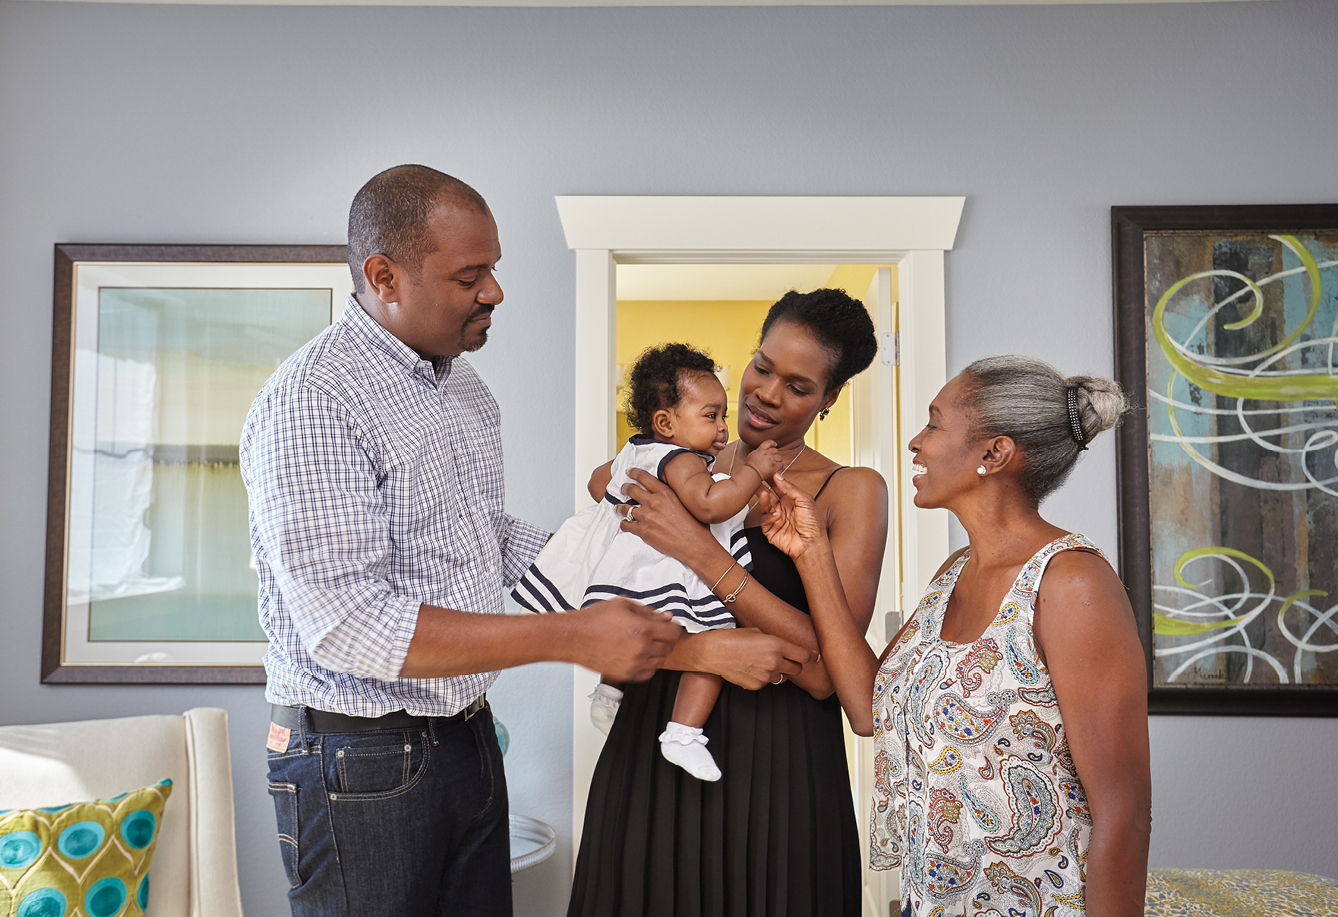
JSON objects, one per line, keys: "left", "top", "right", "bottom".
{"left": 870, "top": 534, "right": 1106, "bottom": 917}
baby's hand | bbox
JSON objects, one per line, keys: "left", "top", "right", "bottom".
{"left": 744, "top": 440, "right": 784, "bottom": 479}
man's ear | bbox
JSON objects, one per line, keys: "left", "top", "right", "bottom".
{"left": 362, "top": 253, "right": 403, "bottom": 304}
{"left": 651, "top": 409, "right": 675, "bottom": 440}
{"left": 980, "top": 436, "right": 1017, "bottom": 474}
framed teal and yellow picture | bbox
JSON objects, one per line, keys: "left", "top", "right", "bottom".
{"left": 1114, "top": 206, "right": 1338, "bottom": 715}
{"left": 43, "top": 245, "right": 349, "bottom": 683}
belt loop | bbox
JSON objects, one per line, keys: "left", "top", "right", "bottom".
{"left": 296, "top": 705, "right": 311, "bottom": 755}
{"left": 427, "top": 717, "right": 439, "bottom": 746}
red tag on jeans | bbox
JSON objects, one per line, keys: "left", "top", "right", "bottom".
{"left": 266, "top": 722, "right": 292, "bottom": 752}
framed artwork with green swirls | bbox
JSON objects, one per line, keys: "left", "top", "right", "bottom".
{"left": 1114, "top": 205, "right": 1338, "bottom": 715}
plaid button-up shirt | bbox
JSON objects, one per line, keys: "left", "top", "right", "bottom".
{"left": 240, "top": 297, "right": 548, "bottom": 717}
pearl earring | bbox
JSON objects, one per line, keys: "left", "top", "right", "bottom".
{"left": 977, "top": 465, "right": 987, "bottom": 476}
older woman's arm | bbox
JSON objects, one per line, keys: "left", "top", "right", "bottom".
{"left": 716, "top": 466, "right": 885, "bottom": 697}
{"left": 619, "top": 466, "right": 886, "bottom": 699}
{"left": 759, "top": 471, "right": 885, "bottom": 729}
{"left": 1034, "top": 551, "right": 1151, "bottom": 917}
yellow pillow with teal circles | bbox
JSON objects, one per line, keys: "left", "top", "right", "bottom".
{"left": 0, "top": 779, "right": 172, "bottom": 917}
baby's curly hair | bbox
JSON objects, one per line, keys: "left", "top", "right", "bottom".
{"left": 625, "top": 343, "right": 717, "bottom": 437}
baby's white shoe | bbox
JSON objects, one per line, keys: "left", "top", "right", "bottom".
{"left": 588, "top": 683, "right": 624, "bottom": 736}
{"left": 658, "top": 722, "right": 722, "bottom": 782}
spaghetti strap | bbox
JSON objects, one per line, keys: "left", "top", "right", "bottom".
{"left": 813, "top": 466, "right": 846, "bottom": 501}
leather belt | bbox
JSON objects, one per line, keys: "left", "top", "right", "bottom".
{"left": 271, "top": 695, "right": 486, "bottom": 735}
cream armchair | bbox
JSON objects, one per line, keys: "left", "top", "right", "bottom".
{"left": 0, "top": 707, "right": 245, "bottom": 917}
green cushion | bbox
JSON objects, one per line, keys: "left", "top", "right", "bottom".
{"left": 0, "top": 779, "right": 172, "bottom": 917}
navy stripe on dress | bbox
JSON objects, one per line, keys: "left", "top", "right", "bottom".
{"left": 512, "top": 566, "right": 577, "bottom": 613}
{"left": 582, "top": 583, "right": 737, "bottom": 625}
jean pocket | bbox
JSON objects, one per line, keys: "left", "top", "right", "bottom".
{"left": 267, "top": 782, "right": 301, "bottom": 888}
{"left": 328, "top": 730, "right": 429, "bottom": 799}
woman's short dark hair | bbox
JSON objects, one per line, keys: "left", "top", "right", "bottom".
{"left": 760, "top": 288, "right": 878, "bottom": 391}
{"left": 625, "top": 343, "right": 717, "bottom": 437}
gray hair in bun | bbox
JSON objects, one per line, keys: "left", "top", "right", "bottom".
{"left": 960, "top": 355, "right": 1129, "bottom": 504}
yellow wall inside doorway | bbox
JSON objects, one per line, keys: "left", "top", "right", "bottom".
{"left": 615, "top": 299, "right": 771, "bottom": 449}
{"left": 613, "top": 265, "right": 893, "bottom": 470}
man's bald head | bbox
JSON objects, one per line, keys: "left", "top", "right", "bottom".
{"left": 347, "top": 165, "right": 489, "bottom": 293}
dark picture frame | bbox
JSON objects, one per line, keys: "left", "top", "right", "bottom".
{"left": 44, "top": 244, "right": 347, "bottom": 684}
{"left": 1112, "top": 206, "right": 1338, "bottom": 716}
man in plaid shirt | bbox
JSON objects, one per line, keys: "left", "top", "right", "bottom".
{"left": 242, "top": 165, "right": 682, "bottom": 917}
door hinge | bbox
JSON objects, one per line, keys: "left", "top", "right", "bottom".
{"left": 881, "top": 331, "right": 899, "bottom": 367}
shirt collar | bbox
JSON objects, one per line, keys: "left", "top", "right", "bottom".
{"left": 342, "top": 296, "right": 455, "bottom": 384}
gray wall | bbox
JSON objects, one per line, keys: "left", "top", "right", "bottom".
{"left": 2, "top": 0, "right": 1336, "bottom": 913}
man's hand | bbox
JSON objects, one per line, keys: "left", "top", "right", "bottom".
{"left": 566, "top": 598, "right": 683, "bottom": 682}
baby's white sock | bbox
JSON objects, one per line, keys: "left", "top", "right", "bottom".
{"left": 588, "top": 683, "right": 624, "bottom": 736}
{"left": 658, "top": 722, "right": 722, "bottom": 782}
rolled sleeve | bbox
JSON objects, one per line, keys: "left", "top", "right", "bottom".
{"left": 246, "top": 382, "right": 420, "bottom": 680}
{"left": 498, "top": 514, "right": 550, "bottom": 588}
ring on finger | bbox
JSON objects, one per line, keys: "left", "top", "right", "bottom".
{"left": 625, "top": 505, "right": 636, "bottom": 523}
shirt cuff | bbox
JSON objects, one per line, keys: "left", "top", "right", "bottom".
{"left": 500, "top": 516, "right": 551, "bottom": 588}
{"left": 378, "top": 595, "right": 423, "bottom": 679}
{"left": 309, "top": 593, "right": 421, "bottom": 681}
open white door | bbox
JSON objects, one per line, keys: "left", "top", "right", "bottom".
{"left": 849, "top": 266, "right": 899, "bottom": 917}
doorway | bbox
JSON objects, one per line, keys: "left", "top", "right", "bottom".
{"left": 556, "top": 195, "right": 964, "bottom": 917}
{"left": 614, "top": 263, "right": 872, "bottom": 459}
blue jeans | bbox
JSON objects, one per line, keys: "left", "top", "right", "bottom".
{"left": 266, "top": 703, "right": 511, "bottom": 917}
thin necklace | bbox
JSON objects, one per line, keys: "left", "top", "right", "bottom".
{"left": 727, "top": 441, "right": 806, "bottom": 477}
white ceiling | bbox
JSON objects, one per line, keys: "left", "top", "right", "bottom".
{"left": 19, "top": 0, "right": 1271, "bottom": 6}
{"left": 616, "top": 263, "right": 837, "bottom": 302}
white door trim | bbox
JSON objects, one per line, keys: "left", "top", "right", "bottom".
{"left": 556, "top": 196, "right": 962, "bottom": 910}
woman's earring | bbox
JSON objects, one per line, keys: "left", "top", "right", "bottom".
{"left": 819, "top": 408, "right": 831, "bottom": 421}
{"left": 977, "top": 465, "right": 987, "bottom": 476}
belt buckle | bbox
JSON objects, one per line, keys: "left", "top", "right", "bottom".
{"left": 463, "top": 695, "right": 486, "bottom": 720}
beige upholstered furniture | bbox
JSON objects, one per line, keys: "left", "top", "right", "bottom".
{"left": 1145, "top": 868, "right": 1338, "bottom": 916}
{"left": 0, "top": 707, "right": 245, "bottom": 917}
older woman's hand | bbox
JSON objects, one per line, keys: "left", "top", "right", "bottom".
{"left": 619, "top": 468, "right": 722, "bottom": 570}
{"left": 758, "top": 471, "right": 831, "bottom": 560}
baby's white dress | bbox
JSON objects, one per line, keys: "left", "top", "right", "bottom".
{"left": 512, "top": 436, "right": 752, "bottom": 632}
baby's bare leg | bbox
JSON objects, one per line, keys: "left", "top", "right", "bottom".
{"left": 672, "top": 672, "right": 724, "bottom": 727}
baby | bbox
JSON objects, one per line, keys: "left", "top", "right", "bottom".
{"left": 512, "top": 343, "right": 781, "bottom": 780}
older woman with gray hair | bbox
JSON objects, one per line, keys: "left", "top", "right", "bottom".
{"left": 759, "top": 356, "right": 1151, "bottom": 917}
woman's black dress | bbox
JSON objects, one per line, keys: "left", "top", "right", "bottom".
{"left": 568, "top": 527, "right": 861, "bottom": 917}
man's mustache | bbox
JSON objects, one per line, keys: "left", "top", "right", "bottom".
{"left": 468, "top": 304, "right": 495, "bottom": 320}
